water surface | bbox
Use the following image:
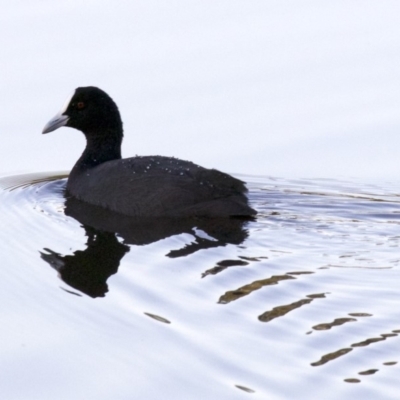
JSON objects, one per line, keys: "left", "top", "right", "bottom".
{"left": 1, "top": 173, "right": 399, "bottom": 399}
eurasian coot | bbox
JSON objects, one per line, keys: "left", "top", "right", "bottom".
{"left": 42, "top": 87, "right": 256, "bottom": 218}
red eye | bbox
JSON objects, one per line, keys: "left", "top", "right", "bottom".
{"left": 77, "top": 102, "right": 85, "bottom": 109}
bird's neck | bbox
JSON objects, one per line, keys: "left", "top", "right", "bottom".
{"left": 73, "top": 129, "right": 123, "bottom": 171}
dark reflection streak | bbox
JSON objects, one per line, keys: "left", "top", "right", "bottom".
{"left": 312, "top": 332, "right": 399, "bottom": 367}
{"left": 351, "top": 337, "right": 386, "bottom": 347}
{"left": 313, "top": 317, "right": 357, "bottom": 331}
{"left": 306, "top": 293, "right": 326, "bottom": 299}
{"left": 359, "top": 369, "right": 378, "bottom": 375}
{"left": 219, "top": 274, "right": 295, "bottom": 304}
{"left": 381, "top": 333, "right": 398, "bottom": 338}
{"left": 202, "top": 259, "right": 249, "bottom": 277}
{"left": 259, "top": 297, "right": 313, "bottom": 322}
{"left": 258, "top": 292, "right": 327, "bottom": 322}
{"left": 167, "top": 237, "right": 226, "bottom": 259}
{"left": 348, "top": 313, "right": 372, "bottom": 317}
{"left": 344, "top": 378, "right": 360, "bottom": 383}
{"left": 60, "top": 287, "right": 82, "bottom": 297}
{"left": 235, "top": 385, "right": 256, "bottom": 393}
{"left": 144, "top": 313, "right": 171, "bottom": 324}
{"left": 311, "top": 348, "right": 353, "bottom": 367}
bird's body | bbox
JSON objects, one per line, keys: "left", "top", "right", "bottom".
{"left": 42, "top": 87, "right": 256, "bottom": 218}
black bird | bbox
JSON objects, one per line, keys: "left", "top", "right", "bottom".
{"left": 42, "top": 87, "right": 256, "bottom": 218}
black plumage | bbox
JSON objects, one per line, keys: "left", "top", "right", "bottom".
{"left": 42, "top": 87, "right": 256, "bottom": 218}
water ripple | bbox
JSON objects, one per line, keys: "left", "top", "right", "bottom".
{"left": 1, "top": 172, "right": 400, "bottom": 399}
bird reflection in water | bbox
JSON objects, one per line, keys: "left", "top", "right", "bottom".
{"left": 40, "top": 195, "right": 252, "bottom": 298}
{"left": 41, "top": 228, "right": 129, "bottom": 298}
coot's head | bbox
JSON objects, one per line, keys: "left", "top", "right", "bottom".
{"left": 42, "top": 87, "right": 123, "bottom": 137}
